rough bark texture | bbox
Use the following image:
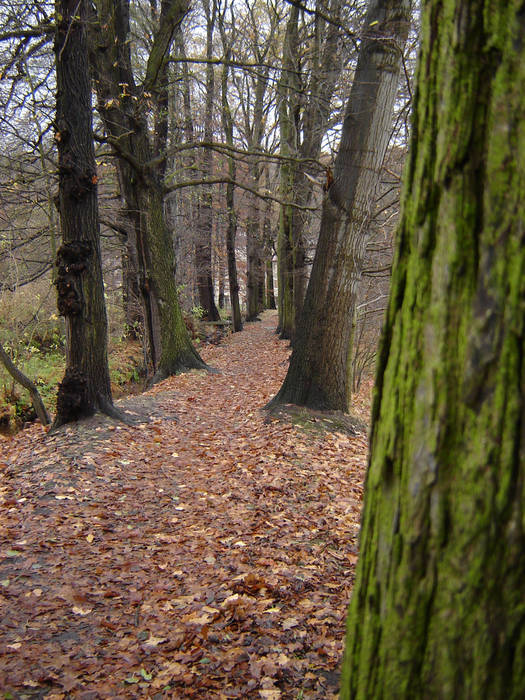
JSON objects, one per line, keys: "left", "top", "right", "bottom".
{"left": 91, "top": 0, "right": 207, "bottom": 380}
{"left": 265, "top": 257, "right": 276, "bottom": 310}
{"left": 276, "top": 3, "right": 301, "bottom": 340}
{"left": 219, "top": 31, "right": 243, "bottom": 332}
{"left": 341, "top": 0, "right": 525, "bottom": 696}
{"left": 196, "top": 0, "right": 221, "bottom": 322}
{"left": 276, "top": 0, "right": 345, "bottom": 340}
{"left": 120, "top": 229, "right": 142, "bottom": 336}
{"left": 52, "top": 0, "right": 118, "bottom": 431}
{"left": 271, "top": 0, "right": 410, "bottom": 410}
{"left": 244, "top": 69, "right": 270, "bottom": 321}
{"left": 263, "top": 189, "right": 276, "bottom": 311}
{"left": 245, "top": 186, "right": 264, "bottom": 321}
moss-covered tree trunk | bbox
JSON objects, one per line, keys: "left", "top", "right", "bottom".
{"left": 142, "top": 183, "right": 205, "bottom": 380}
{"left": 341, "top": 0, "right": 525, "bottom": 696}
{"left": 91, "top": 0, "right": 207, "bottom": 381}
{"left": 52, "top": 0, "right": 119, "bottom": 430}
{"left": 270, "top": 0, "right": 410, "bottom": 410}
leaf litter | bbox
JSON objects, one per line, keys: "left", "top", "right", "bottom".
{"left": 0, "top": 311, "right": 369, "bottom": 698}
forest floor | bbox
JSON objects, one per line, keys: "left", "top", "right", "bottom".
{"left": 0, "top": 311, "right": 370, "bottom": 700}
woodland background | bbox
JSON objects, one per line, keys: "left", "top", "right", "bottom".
{"left": 0, "top": 0, "right": 417, "bottom": 430}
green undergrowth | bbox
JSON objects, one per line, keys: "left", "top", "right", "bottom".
{"left": 0, "top": 337, "right": 145, "bottom": 433}
{"left": 0, "top": 317, "right": 230, "bottom": 433}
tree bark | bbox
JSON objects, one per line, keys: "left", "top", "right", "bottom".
{"left": 270, "top": 0, "right": 410, "bottom": 410}
{"left": 276, "top": 3, "right": 300, "bottom": 339}
{"left": 245, "top": 109, "right": 268, "bottom": 322}
{"left": 219, "top": 24, "right": 243, "bottom": 332}
{"left": 245, "top": 182, "right": 264, "bottom": 321}
{"left": 217, "top": 238, "right": 225, "bottom": 309}
{"left": 341, "top": 0, "right": 525, "bottom": 696}
{"left": 90, "top": 0, "right": 207, "bottom": 381}
{"left": 265, "top": 258, "right": 276, "bottom": 310}
{"left": 173, "top": 28, "right": 199, "bottom": 307}
{"left": 52, "top": 0, "right": 120, "bottom": 431}
{"left": 195, "top": 0, "right": 221, "bottom": 322}
{"left": 237, "top": 2, "right": 275, "bottom": 323}
{"left": 263, "top": 181, "right": 276, "bottom": 310}
{"left": 276, "top": 0, "right": 345, "bottom": 340}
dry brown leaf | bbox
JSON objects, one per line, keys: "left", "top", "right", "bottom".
{"left": 282, "top": 617, "right": 299, "bottom": 630}
{"left": 72, "top": 605, "right": 92, "bottom": 616}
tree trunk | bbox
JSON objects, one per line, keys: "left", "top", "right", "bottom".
{"left": 217, "top": 223, "right": 225, "bottom": 310}
{"left": 239, "top": 10, "right": 272, "bottom": 324}
{"left": 219, "top": 38, "right": 243, "bottom": 332}
{"left": 196, "top": 0, "right": 221, "bottom": 322}
{"left": 245, "top": 183, "right": 264, "bottom": 321}
{"left": 115, "top": 173, "right": 142, "bottom": 338}
{"left": 143, "top": 183, "right": 205, "bottom": 380}
{"left": 225, "top": 196, "right": 243, "bottom": 331}
{"left": 90, "top": 0, "right": 207, "bottom": 380}
{"left": 270, "top": 0, "right": 410, "bottom": 410}
{"left": 172, "top": 28, "right": 199, "bottom": 307}
{"left": 276, "top": 3, "right": 300, "bottom": 339}
{"left": 341, "top": 0, "right": 525, "bottom": 696}
{"left": 244, "top": 110, "right": 266, "bottom": 321}
{"left": 266, "top": 258, "right": 276, "bottom": 310}
{"left": 276, "top": 0, "right": 346, "bottom": 340}
{"left": 52, "top": 0, "right": 119, "bottom": 431}
{"left": 120, "top": 235, "right": 142, "bottom": 337}
{"left": 263, "top": 187, "right": 276, "bottom": 310}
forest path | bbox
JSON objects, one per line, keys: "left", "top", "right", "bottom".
{"left": 0, "top": 311, "right": 368, "bottom": 699}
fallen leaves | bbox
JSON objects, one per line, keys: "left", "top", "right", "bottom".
{"left": 282, "top": 617, "right": 299, "bottom": 630}
{"left": 71, "top": 605, "right": 92, "bottom": 616}
{"left": 0, "top": 311, "right": 368, "bottom": 698}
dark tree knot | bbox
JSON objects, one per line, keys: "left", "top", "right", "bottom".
{"left": 55, "top": 241, "right": 92, "bottom": 316}
{"left": 59, "top": 152, "right": 98, "bottom": 200}
{"left": 55, "top": 366, "right": 93, "bottom": 423}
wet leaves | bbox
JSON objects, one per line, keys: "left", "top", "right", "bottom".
{"left": 0, "top": 312, "right": 369, "bottom": 698}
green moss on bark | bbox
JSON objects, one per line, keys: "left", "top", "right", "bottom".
{"left": 341, "top": 1, "right": 525, "bottom": 697}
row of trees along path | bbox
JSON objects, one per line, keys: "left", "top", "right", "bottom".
{"left": 0, "top": 312, "right": 369, "bottom": 698}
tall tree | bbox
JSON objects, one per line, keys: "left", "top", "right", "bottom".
{"left": 237, "top": 0, "right": 278, "bottom": 322}
{"left": 263, "top": 165, "right": 277, "bottom": 310}
{"left": 276, "top": 2, "right": 300, "bottom": 337}
{"left": 341, "top": 0, "right": 525, "bottom": 696}
{"left": 52, "top": 0, "right": 120, "bottom": 430}
{"left": 195, "top": 0, "right": 221, "bottom": 321}
{"left": 172, "top": 26, "right": 199, "bottom": 306}
{"left": 270, "top": 0, "right": 410, "bottom": 409}
{"left": 276, "top": 0, "right": 347, "bottom": 340}
{"left": 218, "top": 6, "right": 243, "bottom": 332}
{"left": 90, "top": 0, "right": 207, "bottom": 381}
